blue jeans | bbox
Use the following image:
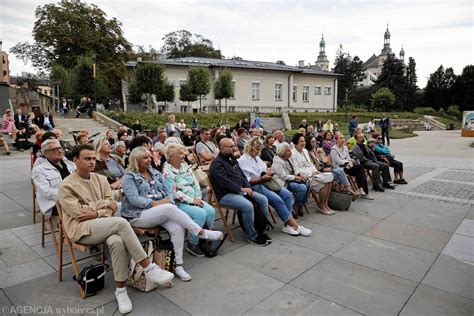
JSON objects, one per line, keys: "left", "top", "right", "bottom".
{"left": 219, "top": 192, "right": 268, "bottom": 240}
{"left": 332, "top": 167, "right": 350, "bottom": 186}
{"left": 178, "top": 201, "right": 215, "bottom": 246}
{"left": 286, "top": 181, "right": 311, "bottom": 206}
{"left": 252, "top": 184, "right": 293, "bottom": 223}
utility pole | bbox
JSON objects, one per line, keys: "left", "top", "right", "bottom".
{"left": 344, "top": 87, "right": 349, "bottom": 123}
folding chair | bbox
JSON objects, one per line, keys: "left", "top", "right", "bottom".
{"left": 206, "top": 178, "right": 238, "bottom": 242}
{"left": 31, "top": 154, "right": 39, "bottom": 224}
{"left": 56, "top": 202, "right": 106, "bottom": 299}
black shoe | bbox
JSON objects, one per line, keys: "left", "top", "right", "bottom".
{"left": 292, "top": 211, "right": 298, "bottom": 219}
{"left": 383, "top": 183, "right": 395, "bottom": 190}
{"left": 260, "top": 233, "right": 272, "bottom": 243}
{"left": 247, "top": 236, "right": 270, "bottom": 247}
{"left": 373, "top": 185, "right": 385, "bottom": 192}
{"left": 399, "top": 179, "right": 408, "bottom": 184}
{"left": 186, "top": 242, "right": 205, "bottom": 257}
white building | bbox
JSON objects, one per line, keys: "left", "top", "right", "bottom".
{"left": 123, "top": 56, "right": 340, "bottom": 113}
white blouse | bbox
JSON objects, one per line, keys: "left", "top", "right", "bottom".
{"left": 290, "top": 148, "right": 317, "bottom": 177}
{"left": 237, "top": 153, "right": 267, "bottom": 181}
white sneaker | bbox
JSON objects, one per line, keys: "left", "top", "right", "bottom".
{"left": 144, "top": 263, "right": 174, "bottom": 285}
{"left": 282, "top": 225, "right": 299, "bottom": 236}
{"left": 361, "top": 194, "right": 374, "bottom": 200}
{"left": 297, "top": 225, "right": 312, "bottom": 237}
{"left": 200, "top": 229, "right": 224, "bottom": 240}
{"left": 175, "top": 266, "right": 192, "bottom": 282}
{"left": 115, "top": 288, "right": 132, "bottom": 314}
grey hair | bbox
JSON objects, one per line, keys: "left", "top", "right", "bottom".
{"left": 41, "top": 139, "right": 61, "bottom": 155}
{"left": 112, "top": 141, "right": 126, "bottom": 153}
{"left": 165, "top": 143, "right": 184, "bottom": 160}
{"left": 276, "top": 142, "right": 291, "bottom": 157}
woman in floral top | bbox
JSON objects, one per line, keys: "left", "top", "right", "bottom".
{"left": 162, "top": 143, "right": 216, "bottom": 257}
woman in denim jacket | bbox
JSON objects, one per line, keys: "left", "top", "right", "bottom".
{"left": 122, "top": 146, "right": 223, "bottom": 282}
{"left": 162, "top": 143, "right": 216, "bottom": 257}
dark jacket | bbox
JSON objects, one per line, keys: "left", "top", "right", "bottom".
{"left": 38, "top": 115, "right": 55, "bottom": 129}
{"left": 260, "top": 146, "right": 275, "bottom": 164}
{"left": 352, "top": 143, "right": 377, "bottom": 164}
{"left": 380, "top": 117, "right": 390, "bottom": 129}
{"left": 209, "top": 153, "right": 250, "bottom": 201}
{"left": 14, "top": 114, "right": 28, "bottom": 129}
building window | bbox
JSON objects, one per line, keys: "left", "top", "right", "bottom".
{"left": 292, "top": 85, "right": 297, "bottom": 102}
{"left": 314, "top": 86, "right": 322, "bottom": 95}
{"left": 229, "top": 106, "right": 236, "bottom": 112}
{"left": 302, "top": 86, "right": 309, "bottom": 102}
{"left": 275, "top": 83, "right": 282, "bottom": 101}
{"left": 275, "top": 107, "right": 282, "bottom": 112}
{"left": 324, "top": 87, "right": 331, "bottom": 95}
{"left": 252, "top": 82, "right": 260, "bottom": 100}
{"left": 230, "top": 81, "right": 236, "bottom": 100}
{"left": 180, "top": 105, "right": 187, "bottom": 113}
{"left": 253, "top": 106, "right": 260, "bottom": 113}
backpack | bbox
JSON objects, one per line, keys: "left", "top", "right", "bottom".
{"left": 237, "top": 195, "right": 273, "bottom": 235}
{"left": 73, "top": 263, "right": 107, "bottom": 297}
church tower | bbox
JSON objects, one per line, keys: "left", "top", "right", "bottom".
{"left": 315, "top": 34, "right": 330, "bottom": 71}
{"left": 399, "top": 45, "right": 405, "bottom": 62}
{"left": 380, "top": 24, "right": 392, "bottom": 55}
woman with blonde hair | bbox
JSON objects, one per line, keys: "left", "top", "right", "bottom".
{"left": 122, "top": 146, "right": 224, "bottom": 281}
{"left": 166, "top": 114, "right": 180, "bottom": 137}
{"left": 238, "top": 137, "right": 311, "bottom": 236}
{"left": 162, "top": 143, "right": 218, "bottom": 256}
{"left": 93, "top": 135, "right": 125, "bottom": 189}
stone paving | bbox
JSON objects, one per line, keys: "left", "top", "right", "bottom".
{"left": 0, "top": 127, "right": 473, "bottom": 315}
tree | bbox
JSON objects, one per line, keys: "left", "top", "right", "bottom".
{"left": 73, "top": 56, "right": 109, "bottom": 103}
{"left": 333, "top": 48, "right": 365, "bottom": 107}
{"left": 405, "top": 57, "right": 418, "bottom": 111}
{"left": 128, "top": 63, "right": 167, "bottom": 112}
{"left": 371, "top": 87, "right": 395, "bottom": 112}
{"left": 10, "top": 1, "right": 132, "bottom": 98}
{"left": 187, "top": 67, "right": 211, "bottom": 112}
{"left": 454, "top": 65, "right": 474, "bottom": 111}
{"left": 161, "top": 83, "right": 175, "bottom": 111}
{"left": 160, "top": 30, "right": 223, "bottom": 59}
{"left": 179, "top": 82, "right": 198, "bottom": 109}
{"left": 376, "top": 54, "right": 407, "bottom": 110}
{"left": 214, "top": 68, "right": 234, "bottom": 112}
{"left": 132, "top": 45, "right": 162, "bottom": 61}
{"left": 50, "top": 64, "right": 74, "bottom": 98}
{"left": 424, "top": 65, "right": 458, "bottom": 110}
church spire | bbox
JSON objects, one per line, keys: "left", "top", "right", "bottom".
{"left": 399, "top": 45, "right": 405, "bottom": 62}
{"left": 381, "top": 24, "right": 392, "bottom": 55}
{"left": 316, "top": 34, "right": 329, "bottom": 71}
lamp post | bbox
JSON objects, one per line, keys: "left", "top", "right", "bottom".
{"left": 92, "top": 53, "right": 97, "bottom": 108}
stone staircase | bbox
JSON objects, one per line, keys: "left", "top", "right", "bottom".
{"left": 55, "top": 117, "right": 110, "bottom": 143}
{"left": 423, "top": 115, "right": 446, "bottom": 130}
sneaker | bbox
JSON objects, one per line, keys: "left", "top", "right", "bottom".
{"left": 382, "top": 183, "right": 395, "bottom": 190}
{"left": 186, "top": 242, "right": 205, "bottom": 257}
{"left": 399, "top": 179, "right": 408, "bottom": 184}
{"left": 282, "top": 225, "right": 300, "bottom": 236}
{"left": 115, "top": 288, "right": 133, "bottom": 314}
{"left": 200, "top": 230, "right": 224, "bottom": 241}
{"left": 175, "top": 266, "right": 192, "bottom": 282}
{"left": 144, "top": 263, "right": 174, "bottom": 285}
{"left": 297, "top": 226, "right": 312, "bottom": 237}
{"left": 260, "top": 232, "right": 272, "bottom": 243}
{"left": 247, "top": 236, "right": 270, "bottom": 246}
{"left": 373, "top": 185, "right": 385, "bottom": 192}
{"left": 361, "top": 194, "right": 374, "bottom": 200}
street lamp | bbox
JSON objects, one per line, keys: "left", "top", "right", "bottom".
{"left": 92, "top": 53, "right": 97, "bottom": 107}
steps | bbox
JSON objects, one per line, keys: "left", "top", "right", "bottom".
{"left": 55, "top": 117, "right": 110, "bottom": 142}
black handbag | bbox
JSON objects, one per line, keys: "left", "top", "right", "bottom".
{"left": 73, "top": 263, "right": 107, "bottom": 297}
{"left": 199, "top": 233, "right": 228, "bottom": 257}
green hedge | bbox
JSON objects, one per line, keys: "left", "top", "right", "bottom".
{"left": 288, "top": 112, "right": 419, "bottom": 127}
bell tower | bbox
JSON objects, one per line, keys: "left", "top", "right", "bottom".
{"left": 315, "top": 34, "right": 330, "bottom": 71}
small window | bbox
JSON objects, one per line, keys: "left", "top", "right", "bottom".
{"left": 230, "top": 81, "right": 236, "bottom": 100}
{"left": 315, "top": 86, "right": 322, "bottom": 95}
{"left": 180, "top": 105, "right": 187, "bottom": 113}
{"left": 252, "top": 82, "right": 260, "bottom": 100}
{"left": 275, "top": 83, "right": 282, "bottom": 101}
{"left": 292, "top": 85, "right": 297, "bottom": 102}
{"left": 229, "top": 106, "right": 236, "bottom": 112}
{"left": 253, "top": 106, "right": 260, "bottom": 113}
{"left": 324, "top": 87, "right": 331, "bottom": 95}
{"left": 302, "top": 86, "right": 309, "bottom": 102}
{"left": 275, "top": 107, "right": 282, "bottom": 112}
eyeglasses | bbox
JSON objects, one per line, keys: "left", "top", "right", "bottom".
{"left": 47, "top": 146, "right": 63, "bottom": 153}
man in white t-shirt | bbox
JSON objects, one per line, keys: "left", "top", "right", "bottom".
{"left": 195, "top": 128, "right": 218, "bottom": 164}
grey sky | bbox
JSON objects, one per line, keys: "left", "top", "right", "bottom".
{"left": 1, "top": 0, "right": 473, "bottom": 87}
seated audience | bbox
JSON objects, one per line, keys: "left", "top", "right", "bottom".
{"left": 181, "top": 128, "right": 195, "bottom": 147}
{"left": 1, "top": 109, "right": 16, "bottom": 134}
{"left": 111, "top": 141, "right": 128, "bottom": 168}
{"left": 58, "top": 144, "right": 174, "bottom": 314}
{"left": 51, "top": 129, "right": 74, "bottom": 159}
{"left": 272, "top": 130, "right": 286, "bottom": 148}
{"left": 165, "top": 114, "right": 180, "bottom": 137}
{"left": 93, "top": 135, "right": 125, "bottom": 189}
{"left": 117, "top": 130, "right": 130, "bottom": 150}
{"left": 291, "top": 133, "right": 334, "bottom": 215}
{"left": 306, "top": 135, "right": 361, "bottom": 198}
{"left": 129, "top": 135, "right": 160, "bottom": 170}
{"left": 351, "top": 132, "right": 394, "bottom": 192}
{"left": 32, "top": 139, "right": 76, "bottom": 218}
{"left": 321, "top": 131, "right": 335, "bottom": 156}
{"left": 238, "top": 137, "right": 311, "bottom": 236}
{"left": 271, "top": 143, "right": 311, "bottom": 218}
{"left": 0, "top": 135, "right": 11, "bottom": 155}
{"left": 236, "top": 127, "right": 249, "bottom": 154}
{"left": 195, "top": 128, "right": 218, "bottom": 164}
{"left": 122, "top": 146, "right": 223, "bottom": 281}
{"left": 299, "top": 119, "right": 309, "bottom": 131}
{"left": 162, "top": 144, "right": 218, "bottom": 257}
{"left": 372, "top": 134, "right": 407, "bottom": 184}
{"left": 366, "top": 118, "right": 376, "bottom": 133}
{"left": 131, "top": 120, "right": 142, "bottom": 137}
{"left": 32, "top": 130, "right": 46, "bottom": 156}
{"left": 14, "top": 126, "right": 33, "bottom": 152}
{"left": 322, "top": 119, "right": 333, "bottom": 133}
{"left": 260, "top": 134, "right": 276, "bottom": 164}
{"left": 38, "top": 112, "right": 55, "bottom": 132}
{"left": 330, "top": 133, "right": 372, "bottom": 199}
{"left": 106, "top": 130, "right": 115, "bottom": 146}
{"left": 14, "top": 108, "right": 28, "bottom": 130}
{"left": 209, "top": 137, "right": 271, "bottom": 246}
{"left": 346, "top": 127, "right": 364, "bottom": 151}
{"left": 177, "top": 119, "right": 186, "bottom": 132}
{"left": 153, "top": 129, "right": 167, "bottom": 155}
{"left": 333, "top": 122, "right": 340, "bottom": 134}
{"left": 76, "top": 132, "right": 89, "bottom": 145}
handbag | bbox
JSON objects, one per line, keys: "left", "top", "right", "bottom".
{"left": 312, "top": 172, "right": 334, "bottom": 184}
{"left": 261, "top": 178, "right": 281, "bottom": 192}
{"left": 73, "top": 263, "right": 107, "bottom": 297}
{"left": 192, "top": 166, "right": 208, "bottom": 188}
{"left": 198, "top": 233, "right": 228, "bottom": 257}
{"left": 153, "top": 237, "right": 176, "bottom": 273}
{"left": 127, "top": 240, "right": 160, "bottom": 292}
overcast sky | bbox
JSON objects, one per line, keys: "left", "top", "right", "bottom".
{"left": 1, "top": 0, "right": 473, "bottom": 87}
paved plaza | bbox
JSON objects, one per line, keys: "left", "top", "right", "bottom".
{"left": 0, "top": 126, "right": 473, "bottom": 315}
